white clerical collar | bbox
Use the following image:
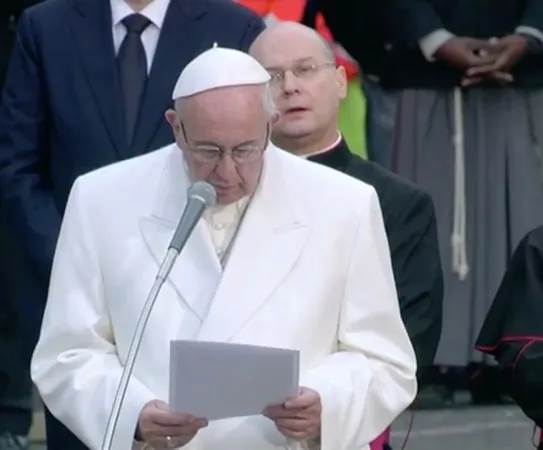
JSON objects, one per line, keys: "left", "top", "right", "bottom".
{"left": 301, "top": 132, "right": 342, "bottom": 159}
{"left": 110, "top": 0, "right": 170, "bottom": 29}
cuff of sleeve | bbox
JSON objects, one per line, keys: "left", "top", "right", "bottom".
{"left": 113, "top": 382, "right": 155, "bottom": 449}
{"left": 419, "top": 29, "right": 455, "bottom": 61}
{"left": 516, "top": 26, "right": 543, "bottom": 42}
{"left": 300, "top": 371, "right": 335, "bottom": 449}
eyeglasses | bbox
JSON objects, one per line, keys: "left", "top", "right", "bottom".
{"left": 180, "top": 123, "right": 269, "bottom": 165}
{"left": 267, "top": 62, "right": 336, "bottom": 86}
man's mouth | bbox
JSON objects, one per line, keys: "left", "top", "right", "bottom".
{"left": 285, "top": 107, "right": 307, "bottom": 114}
{"left": 215, "top": 185, "right": 236, "bottom": 192}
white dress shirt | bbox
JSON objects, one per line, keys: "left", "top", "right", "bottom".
{"left": 110, "top": 0, "right": 171, "bottom": 72}
{"left": 204, "top": 197, "right": 250, "bottom": 260}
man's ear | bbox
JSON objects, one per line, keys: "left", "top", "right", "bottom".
{"left": 164, "top": 109, "right": 178, "bottom": 128}
{"left": 335, "top": 65, "right": 348, "bottom": 101}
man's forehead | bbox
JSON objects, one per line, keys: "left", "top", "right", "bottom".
{"left": 252, "top": 29, "right": 333, "bottom": 66}
{"left": 265, "top": 56, "right": 318, "bottom": 70}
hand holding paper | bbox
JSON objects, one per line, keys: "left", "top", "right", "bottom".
{"left": 169, "top": 340, "right": 300, "bottom": 421}
{"left": 264, "top": 387, "right": 322, "bottom": 441}
{"left": 137, "top": 399, "right": 208, "bottom": 448}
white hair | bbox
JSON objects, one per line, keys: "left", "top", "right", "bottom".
{"left": 262, "top": 83, "right": 277, "bottom": 118}
{"left": 174, "top": 83, "right": 276, "bottom": 119}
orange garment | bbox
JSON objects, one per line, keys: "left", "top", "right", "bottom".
{"left": 237, "top": 0, "right": 359, "bottom": 81}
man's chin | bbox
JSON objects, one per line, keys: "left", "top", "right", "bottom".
{"left": 277, "top": 125, "right": 314, "bottom": 140}
{"left": 216, "top": 188, "right": 243, "bottom": 205}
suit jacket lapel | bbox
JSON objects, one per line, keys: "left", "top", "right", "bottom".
{"left": 131, "top": 0, "right": 209, "bottom": 155}
{"left": 139, "top": 146, "right": 222, "bottom": 315}
{"left": 198, "top": 147, "right": 311, "bottom": 342}
{"left": 72, "top": 0, "right": 126, "bottom": 157}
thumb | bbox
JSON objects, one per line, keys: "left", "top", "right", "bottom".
{"left": 151, "top": 399, "right": 170, "bottom": 411}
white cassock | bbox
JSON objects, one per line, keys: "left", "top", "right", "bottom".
{"left": 31, "top": 143, "right": 417, "bottom": 450}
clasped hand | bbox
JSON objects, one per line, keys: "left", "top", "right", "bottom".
{"left": 264, "top": 387, "right": 322, "bottom": 441}
{"left": 434, "top": 35, "right": 529, "bottom": 86}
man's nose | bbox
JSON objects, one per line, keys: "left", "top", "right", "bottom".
{"left": 214, "top": 154, "right": 238, "bottom": 178}
{"left": 282, "top": 70, "right": 300, "bottom": 94}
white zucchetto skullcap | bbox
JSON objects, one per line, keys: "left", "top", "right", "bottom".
{"left": 172, "top": 43, "right": 271, "bottom": 100}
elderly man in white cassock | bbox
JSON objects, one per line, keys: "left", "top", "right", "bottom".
{"left": 30, "top": 45, "right": 417, "bottom": 450}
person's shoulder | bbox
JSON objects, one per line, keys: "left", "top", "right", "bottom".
{"left": 75, "top": 144, "right": 174, "bottom": 198}
{"left": 205, "top": 0, "right": 261, "bottom": 21}
{"left": 18, "top": 0, "right": 71, "bottom": 35}
{"left": 276, "top": 147, "right": 377, "bottom": 203}
{"left": 499, "top": 225, "right": 543, "bottom": 279}
{"left": 520, "top": 225, "right": 543, "bottom": 255}
{"left": 24, "top": 0, "right": 69, "bottom": 18}
{"left": 348, "top": 157, "right": 430, "bottom": 204}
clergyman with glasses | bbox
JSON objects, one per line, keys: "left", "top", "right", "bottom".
{"left": 251, "top": 22, "right": 444, "bottom": 449}
{"left": 30, "top": 45, "right": 416, "bottom": 450}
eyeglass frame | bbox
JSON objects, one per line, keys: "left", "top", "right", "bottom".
{"left": 180, "top": 122, "right": 270, "bottom": 165}
{"left": 266, "top": 62, "right": 337, "bottom": 86}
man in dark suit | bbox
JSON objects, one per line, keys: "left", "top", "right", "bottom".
{"left": 250, "top": 22, "right": 443, "bottom": 450}
{"left": 0, "top": 2, "right": 44, "bottom": 448}
{"left": 0, "top": 0, "right": 264, "bottom": 449}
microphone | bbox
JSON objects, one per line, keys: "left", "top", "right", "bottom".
{"left": 100, "top": 181, "right": 217, "bottom": 450}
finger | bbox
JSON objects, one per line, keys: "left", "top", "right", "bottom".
{"left": 491, "top": 71, "right": 514, "bottom": 83}
{"left": 145, "top": 425, "right": 189, "bottom": 438}
{"left": 146, "top": 435, "right": 192, "bottom": 450}
{"left": 275, "top": 418, "right": 312, "bottom": 432}
{"left": 173, "top": 421, "right": 208, "bottom": 437}
{"left": 277, "top": 427, "right": 312, "bottom": 440}
{"left": 466, "top": 63, "right": 499, "bottom": 77}
{"left": 469, "top": 52, "right": 511, "bottom": 75}
{"left": 153, "top": 400, "right": 170, "bottom": 411}
{"left": 152, "top": 411, "right": 202, "bottom": 427}
{"left": 464, "top": 38, "right": 490, "bottom": 48}
{"left": 148, "top": 420, "right": 208, "bottom": 438}
{"left": 264, "top": 405, "right": 289, "bottom": 418}
{"left": 467, "top": 54, "right": 497, "bottom": 67}
{"left": 465, "top": 41, "right": 498, "bottom": 57}
{"left": 285, "top": 394, "right": 319, "bottom": 409}
{"left": 461, "top": 77, "right": 482, "bottom": 87}
{"left": 265, "top": 407, "right": 311, "bottom": 420}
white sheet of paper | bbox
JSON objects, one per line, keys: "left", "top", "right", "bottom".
{"left": 169, "top": 340, "right": 300, "bottom": 420}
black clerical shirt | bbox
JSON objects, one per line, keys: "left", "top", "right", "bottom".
{"left": 308, "top": 140, "right": 444, "bottom": 378}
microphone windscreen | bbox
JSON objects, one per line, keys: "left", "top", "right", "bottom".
{"left": 187, "top": 181, "right": 217, "bottom": 207}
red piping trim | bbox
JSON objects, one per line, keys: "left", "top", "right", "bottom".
{"left": 513, "top": 341, "right": 538, "bottom": 371}
{"left": 476, "top": 337, "right": 543, "bottom": 448}
{"left": 476, "top": 336, "right": 543, "bottom": 353}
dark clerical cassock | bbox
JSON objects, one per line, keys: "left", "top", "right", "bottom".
{"left": 308, "top": 139, "right": 444, "bottom": 379}
{"left": 476, "top": 225, "right": 543, "bottom": 444}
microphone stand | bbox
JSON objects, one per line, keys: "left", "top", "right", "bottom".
{"left": 100, "top": 248, "right": 179, "bottom": 450}
{"left": 99, "top": 181, "right": 215, "bottom": 450}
